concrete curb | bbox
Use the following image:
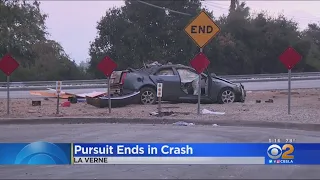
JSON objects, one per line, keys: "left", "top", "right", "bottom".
{"left": 0, "top": 117, "right": 319, "bottom": 131}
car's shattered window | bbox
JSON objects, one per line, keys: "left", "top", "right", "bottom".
{"left": 156, "top": 69, "right": 174, "bottom": 76}
{"left": 135, "top": 66, "right": 159, "bottom": 75}
{"left": 110, "top": 71, "right": 122, "bottom": 84}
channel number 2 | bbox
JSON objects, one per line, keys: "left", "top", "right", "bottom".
{"left": 267, "top": 144, "right": 294, "bottom": 159}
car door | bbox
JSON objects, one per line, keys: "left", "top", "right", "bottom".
{"left": 149, "top": 67, "right": 181, "bottom": 100}
{"left": 204, "top": 72, "right": 217, "bottom": 101}
{"left": 208, "top": 75, "right": 221, "bottom": 102}
{"left": 175, "top": 68, "right": 207, "bottom": 95}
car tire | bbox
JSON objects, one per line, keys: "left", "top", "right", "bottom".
{"left": 218, "top": 87, "right": 236, "bottom": 104}
{"left": 139, "top": 87, "right": 156, "bottom": 105}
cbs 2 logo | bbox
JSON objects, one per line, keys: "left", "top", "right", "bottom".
{"left": 267, "top": 144, "right": 294, "bottom": 159}
{"left": 15, "top": 142, "right": 69, "bottom": 165}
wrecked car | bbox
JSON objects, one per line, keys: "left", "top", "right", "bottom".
{"left": 111, "top": 63, "right": 246, "bottom": 105}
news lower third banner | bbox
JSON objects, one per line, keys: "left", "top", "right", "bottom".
{"left": 0, "top": 142, "right": 319, "bottom": 165}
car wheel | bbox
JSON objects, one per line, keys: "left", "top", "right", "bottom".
{"left": 218, "top": 88, "right": 236, "bottom": 104}
{"left": 140, "top": 87, "right": 156, "bottom": 105}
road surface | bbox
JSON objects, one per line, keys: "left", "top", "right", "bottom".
{"left": 0, "top": 123, "right": 319, "bottom": 179}
{"left": 0, "top": 79, "right": 320, "bottom": 99}
{"left": 242, "top": 79, "right": 320, "bottom": 91}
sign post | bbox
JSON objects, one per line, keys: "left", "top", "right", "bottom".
{"left": 107, "top": 76, "right": 111, "bottom": 113}
{"left": 198, "top": 48, "right": 203, "bottom": 115}
{"left": 56, "top": 81, "right": 62, "bottom": 114}
{"left": 97, "top": 56, "right": 117, "bottom": 113}
{"left": 157, "top": 82, "right": 163, "bottom": 115}
{"left": 288, "top": 69, "right": 291, "bottom": 114}
{"left": 278, "top": 47, "right": 302, "bottom": 115}
{"left": 190, "top": 52, "right": 210, "bottom": 115}
{"left": 7, "top": 76, "right": 9, "bottom": 115}
{"left": 184, "top": 10, "right": 220, "bottom": 115}
{"left": 0, "top": 54, "right": 19, "bottom": 115}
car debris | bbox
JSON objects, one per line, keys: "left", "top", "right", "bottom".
{"left": 61, "top": 101, "right": 71, "bottom": 107}
{"left": 149, "top": 111, "right": 191, "bottom": 116}
{"left": 31, "top": 100, "right": 41, "bottom": 106}
{"left": 30, "top": 87, "right": 140, "bottom": 108}
{"left": 149, "top": 111, "right": 159, "bottom": 116}
{"left": 30, "top": 88, "right": 110, "bottom": 106}
{"left": 30, "top": 89, "right": 73, "bottom": 99}
{"left": 172, "top": 121, "right": 195, "bottom": 126}
{"left": 265, "top": 99, "right": 274, "bottom": 103}
{"left": 201, "top": 109, "right": 225, "bottom": 115}
{"left": 73, "top": 91, "right": 107, "bottom": 99}
{"left": 85, "top": 91, "right": 140, "bottom": 108}
{"left": 28, "top": 110, "right": 37, "bottom": 113}
{"left": 149, "top": 111, "right": 175, "bottom": 117}
{"left": 29, "top": 88, "right": 106, "bottom": 99}
{"left": 68, "top": 96, "right": 87, "bottom": 104}
{"left": 280, "top": 91, "right": 299, "bottom": 95}
{"left": 162, "top": 106, "right": 180, "bottom": 109}
{"left": 68, "top": 96, "right": 78, "bottom": 104}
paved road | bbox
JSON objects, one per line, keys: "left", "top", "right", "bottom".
{"left": 243, "top": 79, "right": 320, "bottom": 91}
{"left": 0, "top": 123, "right": 319, "bottom": 179}
{"left": 0, "top": 79, "right": 320, "bottom": 99}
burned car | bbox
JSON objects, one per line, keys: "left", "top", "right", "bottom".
{"left": 111, "top": 63, "right": 246, "bottom": 105}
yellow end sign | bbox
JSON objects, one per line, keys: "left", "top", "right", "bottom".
{"left": 184, "top": 10, "right": 221, "bottom": 48}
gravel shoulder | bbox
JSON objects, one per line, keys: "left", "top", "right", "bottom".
{"left": 0, "top": 89, "right": 319, "bottom": 124}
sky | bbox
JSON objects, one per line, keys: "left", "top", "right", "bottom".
{"left": 39, "top": 1, "right": 320, "bottom": 64}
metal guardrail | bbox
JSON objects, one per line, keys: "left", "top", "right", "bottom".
{"left": 0, "top": 79, "right": 107, "bottom": 86}
{"left": 231, "top": 76, "right": 320, "bottom": 83}
{"left": 0, "top": 72, "right": 319, "bottom": 91}
{"left": 219, "top": 72, "right": 320, "bottom": 79}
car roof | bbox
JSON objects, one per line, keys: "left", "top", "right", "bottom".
{"left": 150, "top": 64, "right": 195, "bottom": 71}
{"left": 135, "top": 63, "right": 203, "bottom": 75}
{"left": 161, "top": 64, "right": 208, "bottom": 76}
{"left": 163, "top": 64, "right": 191, "bottom": 68}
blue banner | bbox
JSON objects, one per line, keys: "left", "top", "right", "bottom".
{"left": 0, "top": 142, "right": 320, "bottom": 165}
{"left": 73, "top": 143, "right": 320, "bottom": 165}
{"left": 73, "top": 143, "right": 265, "bottom": 156}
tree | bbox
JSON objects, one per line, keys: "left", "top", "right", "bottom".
{"left": 0, "top": 0, "right": 88, "bottom": 81}
{"left": 229, "top": 0, "right": 239, "bottom": 12}
{"left": 302, "top": 23, "right": 320, "bottom": 71}
{"left": 90, "top": 0, "right": 320, "bottom": 77}
{"left": 0, "top": 0, "right": 47, "bottom": 66}
{"left": 88, "top": 0, "right": 203, "bottom": 78}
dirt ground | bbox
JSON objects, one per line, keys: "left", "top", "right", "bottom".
{"left": 0, "top": 89, "right": 319, "bottom": 124}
